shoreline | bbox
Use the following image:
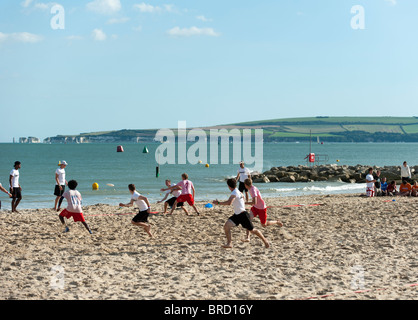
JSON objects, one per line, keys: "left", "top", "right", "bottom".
{"left": 0, "top": 194, "right": 417, "bottom": 300}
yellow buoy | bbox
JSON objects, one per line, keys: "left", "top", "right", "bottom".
{"left": 336, "top": 160, "right": 340, "bottom": 162}
{"left": 92, "top": 183, "right": 99, "bottom": 190}
{"left": 205, "top": 164, "right": 210, "bottom": 168}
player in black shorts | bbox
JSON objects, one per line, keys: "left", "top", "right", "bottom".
{"left": 157, "top": 179, "right": 185, "bottom": 214}
{"left": 213, "top": 179, "right": 269, "bottom": 249}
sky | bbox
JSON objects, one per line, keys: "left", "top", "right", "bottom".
{"left": 0, "top": 0, "right": 418, "bottom": 142}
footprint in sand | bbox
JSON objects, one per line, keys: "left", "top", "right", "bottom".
{"left": 280, "top": 228, "right": 294, "bottom": 240}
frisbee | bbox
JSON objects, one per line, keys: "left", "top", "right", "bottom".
{"left": 106, "top": 183, "right": 115, "bottom": 187}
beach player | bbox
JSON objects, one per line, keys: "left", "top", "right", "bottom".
{"left": 0, "top": 182, "right": 12, "bottom": 210}
{"left": 213, "top": 178, "right": 269, "bottom": 249}
{"left": 57, "top": 180, "right": 92, "bottom": 234}
{"left": 242, "top": 178, "right": 283, "bottom": 242}
{"left": 401, "top": 161, "right": 411, "bottom": 183}
{"left": 157, "top": 179, "right": 185, "bottom": 214}
{"left": 365, "top": 168, "right": 376, "bottom": 197}
{"left": 119, "top": 184, "right": 153, "bottom": 238}
{"left": 387, "top": 181, "right": 398, "bottom": 196}
{"left": 161, "top": 173, "right": 200, "bottom": 216}
{"left": 54, "top": 161, "right": 68, "bottom": 211}
{"left": 236, "top": 161, "right": 251, "bottom": 202}
{"left": 398, "top": 179, "right": 412, "bottom": 197}
{"left": 9, "top": 161, "right": 22, "bottom": 212}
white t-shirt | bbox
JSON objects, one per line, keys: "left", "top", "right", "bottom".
{"left": 10, "top": 169, "right": 19, "bottom": 188}
{"left": 62, "top": 189, "right": 82, "bottom": 213}
{"left": 231, "top": 188, "right": 246, "bottom": 215}
{"left": 167, "top": 183, "right": 181, "bottom": 198}
{"left": 401, "top": 165, "right": 411, "bottom": 178}
{"left": 237, "top": 167, "right": 251, "bottom": 182}
{"left": 366, "top": 174, "right": 375, "bottom": 189}
{"left": 132, "top": 191, "right": 149, "bottom": 212}
{"left": 55, "top": 168, "right": 66, "bottom": 185}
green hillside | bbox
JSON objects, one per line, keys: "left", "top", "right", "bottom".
{"left": 46, "top": 116, "right": 418, "bottom": 143}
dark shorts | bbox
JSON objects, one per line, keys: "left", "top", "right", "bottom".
{"left": 54, "top": 185, "right": 65, "bottom": 197}
{"left": 238, "top": 182, "right": 247, "bottom": 193}
{"left": 166, "top": 197, "right": 184, "bottom": 208}
{"left": 132, "top": 209, "right": 149, "bottom": 223}
{"left": 11, "top": 187, "right": 22, "bottom": 199}
{"left": 228, "top": 211, "right": 254, "bottom": 231}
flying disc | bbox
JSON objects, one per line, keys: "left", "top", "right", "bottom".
{"left": 106, "top": 184, "right": 115, "bottom": 187}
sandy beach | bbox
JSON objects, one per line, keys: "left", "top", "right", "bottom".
{"left": 0, "top": 194, "right": 416, "bottom": 300}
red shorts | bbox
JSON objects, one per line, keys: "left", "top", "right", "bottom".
{"left": 250, "top": 206, "right": 267, "bottom": 225}
{"left": 176, "top": 194, "right": 194, "bottom": 206}
{"left": 59, "top": 209, "right": 86, "bottom": 222}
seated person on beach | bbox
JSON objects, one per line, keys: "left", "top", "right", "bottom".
{"left": 380, "top": 177, "right": 388, "bottom": 196}
{"left": 57, "top": 180, "right": 92, "bottom": 234}
{"left": 119, "top": 184, "right": 153, "bottom": 238}
{"left": 386, "top": 181, "right": 398, "bottom": 196}
{"left": 212, "top": 178, "right": 269, "bottom": 249}
{"left": 161, "top": 173, "right": 200, "bottom": 216}
{"left": 412, "top": 181, "right": 418, "bottom": 197}
{"left": 365, "top": 168, "right": 376, "bottom": 197}
{"left": 157, "top": 179, "right": 185, "bottom": 214}
{"left": 242, "top": 178, "right": 282, "bottom": 242}
{"left": 398, "top": 180, "right": 412, "bottom": 197}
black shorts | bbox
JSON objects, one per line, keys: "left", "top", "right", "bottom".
{"left": 166, "top": 197, "right": 184, "bottom": 208}
{"left": 228, "top": 211, "right": 254, "bottom": 231}
{"left": 132, "top": 209, "right": 149, "bottom": 223}
{"left": 54, "top": 185, "right": 65, "bottom": 197}
{"left": 238, "top": 182, "right": 247, "bottom": 193}
{"left": 11, "top": 187, "right": 22, "bottom": 199}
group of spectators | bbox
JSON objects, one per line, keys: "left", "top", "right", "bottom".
{"left": 366, "top": 161, "right": 417, "bottom": 197}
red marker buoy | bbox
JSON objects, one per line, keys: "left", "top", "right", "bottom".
{"left": 117, "top": 145, "right": 124, "bottom": 152}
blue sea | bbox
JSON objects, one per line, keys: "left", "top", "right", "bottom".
{"left": 0, "top": 142, "right": 417, "bottom": 210}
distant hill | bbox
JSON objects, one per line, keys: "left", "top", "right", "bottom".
{"left": 43, "top": 116, "right": 418, "bottom": 143}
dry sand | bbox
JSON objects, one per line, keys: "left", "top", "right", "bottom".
{"left": 0, "top": 194, "right": 416, "bottom": 300}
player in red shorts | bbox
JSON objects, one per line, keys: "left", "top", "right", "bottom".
{"left": 57, "top": 180, "right": 92, "bottom": 234}
{"left": 161, "top": 173, "right": 200, "bottom": 215}
{"left": 243, "top": 178, "right": 282, "bottom": 242}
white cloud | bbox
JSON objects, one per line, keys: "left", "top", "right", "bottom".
{"left": 87, "top": 0, "right": 121, "bottom": 15}
{"left": 384, "top": 0, "right": 397, "bottom": 5}
{"left": 34, "top": 3, "right": 50, "bottom": 10}
{"left": 21, "top": 0, "right": 34, "bottom": 8}
{"left": 107, "top": 17, "right": 130, "bottom": 24}
{"left": 134, "top": 3, "right": 162, "bottom": 13}
{"left": 133, "top": 3, "right": 175, "bottom": 13}
{"left": 196, "top": 15, "right": 212, "bottom": 22}
{"left": 92, "top": 29, "right": 107, "bottom": 41}
{"left": 167, "top": 26, "right": 220, "bottom": 37}
{"left": 0, "top": 32, "right": 43, "bottom": 43}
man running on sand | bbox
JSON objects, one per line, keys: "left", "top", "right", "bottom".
{"left": 213, "top": 178, "right": 269, "bottom": 249}
{"left": 9, "top": 161, "right": 22, "bottom": 212}
{"left": 242, "top": 178, "right": 283, "bottom": 242}
{"left": 119, "top": 184, "right": 153, "bottom": 238}
{"left": 161, "top": 173, "right": 200, "bottom": 216}
{"left": 157, "top": 179, "right": 185, "bottom": 214}
{"left": 57, "top": 180, "right": 92, "bottom": 234}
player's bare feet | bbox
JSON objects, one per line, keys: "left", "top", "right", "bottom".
{"left": 145, "top": 225, "right": 153, "bottom": 238}
{"left": 277, "top": 220, "right": 284, "bottom": 227}
{"left": 241, "top": 238, "right": 250, "bottom": 243}
{"left": 221, "top": 244, "right": 232, "bottom": 249}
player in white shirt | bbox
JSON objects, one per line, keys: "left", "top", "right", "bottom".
{"left": 157, "top": 179, "right": 185, "bottom": 214}
{"left": 9, "top": 161, "right": 22, "bottom": 212}
{"left": 213, "top": 179, "right": 269, "bottom": 249}
{"left": 366, "top": 168, "right": 376, "bottom": 197}
{"left": 235, "top": 161, "right": 251, "bottom": 202}
{"left": 119, "top": 184, "right": 153, "bottom": 238}
{"left": 54, "top": 161, "right": 68, "bottom": 210}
